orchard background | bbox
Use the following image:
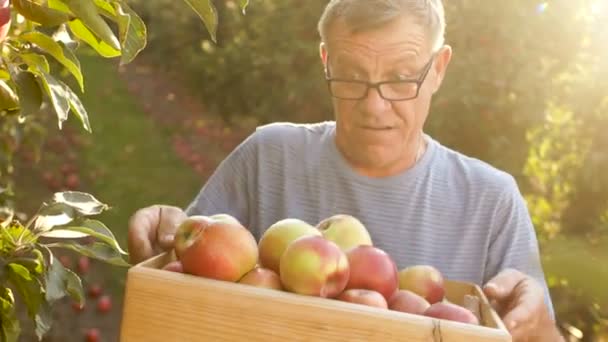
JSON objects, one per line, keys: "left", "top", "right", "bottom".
{"left": 1, "top": 0, "right": 607, "bottom": 341}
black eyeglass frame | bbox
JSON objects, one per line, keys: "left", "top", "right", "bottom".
{"left": 324, "top": 52, "right": 437, "bottom": 101}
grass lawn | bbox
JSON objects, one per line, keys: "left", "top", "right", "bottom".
{"left": 12, "top": 52, "right": 238, "bottom": 341}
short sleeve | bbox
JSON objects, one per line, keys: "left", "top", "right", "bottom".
{"left": 485, "top": 176, "right": 555, "bottom": 319}
{"left": 184, "top": 131, "right": 258, "bottom": 230}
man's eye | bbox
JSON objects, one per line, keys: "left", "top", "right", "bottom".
{"left": 392, "top": 73, "right": 413, "bottom": 81}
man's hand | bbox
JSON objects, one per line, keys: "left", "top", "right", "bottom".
{"left": 483, "top": 268, "right": 564, "bottom": 342}
{"left": 127, "top": 204, "right": 188, "bottom": 264}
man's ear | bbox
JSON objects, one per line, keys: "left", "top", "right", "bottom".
{"left": 319, "top": 42, "right": 328, "bottom": 67}
{"left": 431, "top": 45, "right": 452, "bottom": 93}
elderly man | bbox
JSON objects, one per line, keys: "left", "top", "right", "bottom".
{"left": 127, "top": 1, "right": 564, "bottom": 340}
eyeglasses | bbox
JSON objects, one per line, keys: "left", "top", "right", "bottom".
{"left": 324, "top": 53, "right": 436, "bottom": 101}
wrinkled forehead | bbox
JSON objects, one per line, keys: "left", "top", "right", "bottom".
{"left": 326, "top": 16, "right": 430, "bottom": 67}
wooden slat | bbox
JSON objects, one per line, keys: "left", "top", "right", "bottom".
{"left": 120, "top": 252, "right": 511, "bottom": 342}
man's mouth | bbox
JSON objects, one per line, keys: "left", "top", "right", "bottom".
{"left": 360, "top": 125, "right": 394, "bottom": 131}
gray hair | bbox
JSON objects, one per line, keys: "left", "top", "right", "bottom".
{"left": 318, "top": 0, "right": 446, "bottom": 52}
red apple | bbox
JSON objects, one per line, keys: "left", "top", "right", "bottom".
{"left": 0, "top": 0, "right": 10, "bottom": 43}
{"left": 238, "top": 267, "right": 283, "bottom": 290}
{"left": 59, "top": 255, "right": 71, "bottom": 269}
{"left": 71, "top": 301, "right": 85, "bottom": 313}
{"left": 97, "top": 295, "right": 111, "bottom": 314}
{"left": 388, "top": 289, "right": 430, "bottom": 315}
{"left": 77, "top": 256, "right": 90, "bottom": 274}
{"left": 345, "top": 245, "right": 398, "bottom": 300}
{"left": 87, "top": 284, "right": 102, "bottom": 298}
{"left": 85, "top": 328, "right": 100, "bottom": 342}
{"left": 424, "top": 302, "right": 480, "bottom": 325}
{"left": 398, "top": 265, "right": 445, "bottom": 304}
{"left": 65, "top": 173, "right": 80, "bottom": 189}
{"left": 279, "top": 235, "right": 349, "bottom": 298}
{"left": 175, "top": 215, "right": 258, "bottom": 282}
{"left": 336, "top": 289, "right": 387, "bottom": 309}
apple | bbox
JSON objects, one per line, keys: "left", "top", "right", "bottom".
{"left": 97, "top": 295, "right": 112, "bottom": 314}
{"left": 388, "top": 289, "right": 430, "bottom": 315}
{"left": 258, "top": 218, "right": 321, "bottom": 274}
{"left": 71, "top": 301, "right": 85, "bottom": 313}
{"left": 85, "top": 328, "right": 100, "bottom": 342}
{"left": 344, "top": 245, "right": 398, "bottom": 300}
{"left": 316, "top": 214, "right": 372, "bottom": 251}
{"left": 88, "top": 284, "right": 102, "bottom": 298}
{"left": 398, "top": 265, "right": 445, "bottom": 304}
{"left": 209, "top": 213, "right": 241, "bottom": 226}
{"left": 424, "top": 302, "right": 480, "bottom": 325}
{"left": 279, "top": 235, "right": 349, "bottom": 298}
{"left": 0, "top": 0, "right": 10, "bottom": 43}
{"left": 77, "top": 256, "right": 90, "bottom": 274}
{"left": 336, "top": 289, "right": 387, "bottom": 309}
{"left": 161, "top": 260, "right": 184, "bottom": 273}
{"left": 238, "top": 266, "right": 283, "bottom": 290}
{"left": 175, "top": 215, "right": 258, "bottom": 282}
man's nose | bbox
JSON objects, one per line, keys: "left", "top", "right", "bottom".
{"left": 361, "top": 85, "right": 390, "bottom": 114}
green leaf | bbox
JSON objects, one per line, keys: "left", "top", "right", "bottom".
{"left": 64, "top": 0, "right": 121, "bottom": 51}
{"left": 239, "top": 0, "right": 249, "bottom": 14}
{"left": 34, "top": 202, "right": 76, "bottom": 232}
{"left": 115, "top": 2, "right": 147, "bottom": 65}
{"left": 182, "top": 0, "right": 218, "bottom": 43}
{"left": 35, "top": 72, "right": 69, "bottom": 129}
{"left": 0, "top": 69, "right": 10, "bottom": 80}
{"left": 94, "top": 0, "right": 117, "bottom": 19}
{"left": 65, "top": 83, "right": 92, "bottom": 132}
{"left": 12, "top": 0, "right": 71, "bottom": 27}
{"left": 49, "top": 241, "right": 130, "bottom": 266}
{"left": 20, "top": 31, "right": 84, "bottom": 91}
{"left": 67, "top": 19, "right": 121, "bottom": 58}
{"left": 44, "top": 252, "right": 84, "bottom": 304}
{"left": 7, "top": 263, "right": 44, "bottom": 318}
{"left": 0, "top": 288, "right": 20, "bottom": 342}
{"left": 34, "top": 301, "right": 53, "bottom": 340}
{"left": 13, "top": 70, "right": 43, "bottom": 116}
{"left": 47, "top": 0, "right": 72, "bottom": 13}
{"left": 43, "top": 219, "right": 128, "bottom": 255}
{"left": 12, "top": 249, "right": 45, "bottom": 275}
{"left": 0, "top": 80, "right": 19, "bottom": 111}
{"left": 20, "top": 53, "right": 51, "bottom": 74}
{"left": 52, "top": 191, "right": 109, "bottom": 216}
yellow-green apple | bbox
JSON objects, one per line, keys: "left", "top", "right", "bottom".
{"left": 279, "top": 235, "right": 349, "bottom": 298}
{"left": 258, "top": 218, "right": 321, "bottom": 274}
{"left": 316, "top": 214, "right": 373, "bottom": 251}
{"left": 345, "top": 245, "right": 398, "bottom": 300}
{"left": 175, "top": 215, "right": 258, "bottom": 282}
{"left": 336, "top": 289, "right": 388, "bottom": 309}
{"left": 398, "top": 265, "right": 445, "bottom": 304}
{"left": 424, "top": 302, "right": 480, "bottom": 325}
{"left": 210, "top": 213, "right": 241, "bottom": 225}
{"left": 388, "top": 289, "right": 430, "bottom": 315}
{"left": 238, "top": 266, "right": 283, "bottom": 290}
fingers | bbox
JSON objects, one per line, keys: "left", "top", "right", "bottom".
{"left": 483, "top": 268, "right": 525, "bottom": 301}
{"left": 501, "top": 280, "right": 538, "bottom": 340}
{"left": 127, "top": 205, "right": 160, "bottom": 264}
{"left": 156, "top": 206, "right": 188, "bottom": 249}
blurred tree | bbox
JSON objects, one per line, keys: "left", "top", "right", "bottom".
{"left": 129, "top": 0, "right": 608, "bottom": 339}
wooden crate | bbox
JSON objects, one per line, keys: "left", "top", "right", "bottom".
{"left": 120, "top": 251, "right": 511, "bottom": 342}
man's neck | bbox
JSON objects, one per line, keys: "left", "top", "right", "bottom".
{"left": 335, "top": 133, "right": 428, "bottom": 178}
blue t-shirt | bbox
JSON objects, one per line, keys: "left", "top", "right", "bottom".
{"left": 185, "top": 121, "right": 554, "bottom": 315}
